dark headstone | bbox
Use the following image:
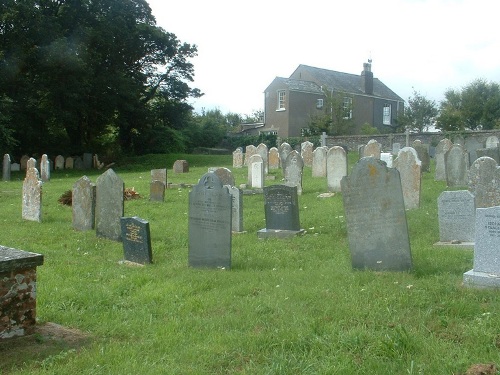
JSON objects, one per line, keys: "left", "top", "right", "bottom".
{"left": 120, "top": 216, "right": 152, "bottom": 264}
{"left": 150, "top": 180, "right": 165, "bottom": 202}
{"left": 83, "top": 153, "right": 93, "bottom": 169}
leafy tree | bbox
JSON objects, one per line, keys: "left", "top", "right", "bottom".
{"left": 308, "top": 90, "right": 353, "bottom": 136}
{"left": 397, "top": 89, "right": 438, "bottom": 132}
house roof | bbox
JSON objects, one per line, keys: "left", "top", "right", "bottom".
{"left": 290, "top": 64, "right": 404, "bottom": 101}
{"left": 265, "top": 77, "right": 324, "bottom": 94}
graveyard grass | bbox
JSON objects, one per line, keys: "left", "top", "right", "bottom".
{"left": 1, "top": 153, "right": 499, "bottom": 374}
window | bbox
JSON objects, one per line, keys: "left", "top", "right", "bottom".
{"left": 316, "top": 98, "right": 324, "bottom": 109}
{"left": 343, "top": 97, "right": 352, "bottom": 119}
{"left": 383, "top": 103, "right": 391, "bottom": 125}
{"left": 277, "top": 90, "right": 286, "bottom": 110}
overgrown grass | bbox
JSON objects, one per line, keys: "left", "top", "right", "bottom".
{"left": 1, "top": 153, "right": 499, "bottom": 374}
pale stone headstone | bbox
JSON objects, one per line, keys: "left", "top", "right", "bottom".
{"left": 251, "top": 161, "right": 264, "bottom": 189}
{"left": 149, "top": 180, "right": 165, "bottom": 202}
{"left": 437, "top": 190, "right": 475, "bottom": 243}
{"left": 54, "top": 155, "right": 64, "bottom": 170}
{"left": 95, "top": 169, "right": 124, "bottom": 241}
{"left": 40, "top": 154, "right": 50, "bottom": 182}
{"left": 312, "top": 147, "right": 327, "bottom": 177}
{"left": 434, "top": 138, "right": 453, "bottom": 181}
{"left": 463, "top": 206, "right": 500, "bottom": 288}
{"left": 476, "top": 147, "right": 500, "bottom": 164}
{"left": 278, "top": 142, "right": 292, "bottom": 171}
{"left": 232, "top": 148, "right": 243, "bottom": 168}
{"left": 72, "top": 176, "right": 96, "bottom": 231}
{"left": 380, "top": 152, "right": 393, "bottom": 168}
{"left": 120, "top": 216, "right": 152, "bottom": 264}
{"left": 485, "top": 135, "right": 499, "bottom": 149}
{"left": 284, "top": 150, "right": 304, "bottom": 195}
{"left": 341, "top": 157, "right": 412, "bottom": 271}
{"left": 257, "top": 185, "right": 304, "bottom": 238}
{"left": 227, "top": 185, "right": 244, "bottom": 233}
{"left": 301, "top": 141, "right": 314, "bottom": 167}
{"left": 20, "top": 155, "right": 29, "bottom": 171}
{"left": 412, "top": 140, "right": 430, "bottom": 173}
{"left": 244, "top": 145, "right": 257, "bottom": 166}
{"left": 247, "top": 154, "right": 263, "bottom": 187}
{"left": 213, "top": 167, "right": 235, "bottom": 187}
{"left": 392, "top": 143, "right": 401, "bottom": 155}
{"left": 151, "top": 168, "right": 167, "bottom": 185}
{"left": 445, "top": 144, "right": 468, "bottom": 187}
{"left": 2, "top": 154, "right": 11, "bottom": 181}
{"left": 467, "top": 156, "right": 500, "bottom": 208}
{"left": 188, "top": 173, "right": 231, "bottom": 268}
{"left": 393, "top": 147, "right": 421, "bottom": 210}
{"left": 363, "top": 139, "right": 381, "bottom": 159}
{"left": 26, "top": 157, "right": 36, "bottom": 171}
{"left": 268, "top": 147, "right": 280, "bottom": 169}
{"left": 83, "top": 153, "right": 93, "bottom": 169}
{"left": 327, "top": 146, "right": 347, "bottom": 193}
{"left": 65, "top": 157, "right": 74, "bottom": 169}
{"left": 256, "top": 143, "right": 269, "bottom": 174}
{"left": 173, "top": 159, "right": 189, "bottom": 173}
{"left": 11, "top": 163, "right": 20, "bottom": 172}
{"left": 22, "top": 165, "right": 42, "bottom": 222}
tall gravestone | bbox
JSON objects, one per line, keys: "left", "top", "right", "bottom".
{"left": 327, "top": 146, "right": 347, "bottom": 193}
{"left": 312, "top": 147, "right": 327, "bottom": 177}
{"left": 256, "top": 143, "right": 269, "bottom": 175}
{"left": 257, "top": 185, "right": 304, "bottom": 238}
{"left": 463, "top": 206, "right": 500, "bottom": 288}
{"left": 72, "top": 176, "right": 96, "bottom": 231}
{"left": 279, "top": 142, "right": 292, "bottom": 171}
{"left": 54, "top": 155, "right": 64, "bottom": 170}
{"left": 445, "top": 144, "right": 468, "bottom": 187}
{"left": 437, "top": 190, "right": 475, "bottom": 244}
{"left": 83, "top": 153, "right": 93, "bottom": 169}
{"left": 95, "top": 169, "right": 124, "bottom": 241}
{"left": 268, "top": 147, "right": 280, "bottom": 169}
{"left": 284, "top": 150, "right": 304, "bottom": 195}
{"left": 20, "top": 155, "right": 29, "bottom": 171}
{"left": 247, "top": 154, "right": 263, "bottom": 187}
{"left": 227, "top": 185, "right": 244, "bottom": 233}
{"left": 363, "top": 139, "right": 381, "bottom": 159}
{"left": 65, "top": 157, "right": 74, "bottom": 169}
{"left": 232, "top": 148, "right": 244, "bottom": 168}
{"left": 22, "top": 163, "right": 42, "bottom": 222}
{"left": 2, "top": 154, "right": 11, "bottom": 181}
{"left": 188, "top": 173, "right": 231, "bottom": 268}
{"left": 150, "top": 180, "right": 165, "bottom": 202}
{"left": 341, "top": 157, "right": 412, "bottom": 271}
{"left": 412, "top": 140, "right": 430, "bottom": 173}
{"left": 301, "top": 141, "right": 314, "bottom": 167}
{"left": 244, "top": 145, "right": 257, "bottom": 166}
{"left": 435, "top": 138, "right": 453, "bottom": 181}
{"left": 467, "top": 156, "right": 500, "bottom": 208}
{"left": 40, "top": 154, "right": 50, "bottom": 182}
{"left": 120, "top": 216, "right": 153, "bottom": 264}
{"left": 393, "top": 147, "right": 421, "bottom": 210}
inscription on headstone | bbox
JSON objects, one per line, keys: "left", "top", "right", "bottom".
{"left": 120, "top": 216, "right": 152, "bottom": 264}
{"left": 437, "top": 190, "right": 475, "bottom": 243}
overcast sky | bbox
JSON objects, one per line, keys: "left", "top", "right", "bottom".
{"left": 146, "top": 0, "right": 500, "bottom": 116}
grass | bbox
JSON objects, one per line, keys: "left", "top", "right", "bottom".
{"left": 1, "top": 152, "right": 499, "bottom": 374}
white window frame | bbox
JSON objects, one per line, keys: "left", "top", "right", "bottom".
{"left": 343, "top": 97, "right": 352, "bottom": 119}
{"left": 277, "top": 90, "right": 286, "bottom": 111}
{"left": 383, "top": 103, "right": 391, "bottom": 125}
{"left": 316, "top": 98, "right": 324, "bottom": 109}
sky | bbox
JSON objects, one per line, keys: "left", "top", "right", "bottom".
{"left": 146, "top": 0, "right": 500, "bottom": 116}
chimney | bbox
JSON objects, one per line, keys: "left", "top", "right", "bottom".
{"left": 361, "top": 61, "right": 373, "bottom": 95}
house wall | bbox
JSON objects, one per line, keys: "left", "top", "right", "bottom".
{"left": 288, "top": 91, "right": 324, "bottom": 137}
{"left": 263, "top": 82, "right": 289, "bottom": 137}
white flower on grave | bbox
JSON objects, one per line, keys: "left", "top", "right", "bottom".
{"left": 406, "top": 284, "right": 413, "bottom": 289}
{"left": 272, "top": 268, "right": 277, "bottom": 271}
{"left": 276, "top": 285, "right": 280, "bottom": 288}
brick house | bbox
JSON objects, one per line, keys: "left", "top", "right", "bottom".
{"left": 261, "top": 62, "right": 405, "bottom": 137}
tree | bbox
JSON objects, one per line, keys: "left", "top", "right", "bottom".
{"left": 397, "top": 89, "right": 438, "bottom": 132}
{"left": 308, "top": 89, "right": 353, "bottom": 136}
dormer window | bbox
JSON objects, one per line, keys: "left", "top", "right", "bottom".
{"left": 277, "top": 90, "right": 286, "bottom": 111}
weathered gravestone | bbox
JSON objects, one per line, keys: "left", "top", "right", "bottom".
{"left": 268, "top": 147, "right": 280, "bottom": 169}
{"left": 465, "top": 137, "right": 483, "bottom": 165}
{"left": 436, "top": 190, "right": 475, "bottom": 245}
{"left": 22, "top": 163, "right": 42, "bottom": 222}
{"left": 445, "top": 144, "right": 468, "bottom": 187}
{"left": 301, "top": 141, "right": 314, "bottom": 167}
{"left": 393, "top": 147, "right": 421, "bottom": 210}
{"left": 120, "top": 216, "right": 152, "bottom": 264}
{"left": 256, "top": 143, "right": 269, "bottom": 174}
{"left": 227, "top": 185, "right": 244, "bottom": 233}
{"left": 232, "top": 148, "right": 244, "bottom": 168}
{"left": 72, "top": 176, "right": 96, "bottom": 231}
{"left": 40, "top": 154, "right": 50, "bottom": 182}
{"left": 54, "top": 155, "right": 64, "bottom": 170}
{"left": 11, "top": 163, "right": 20, "bottom": 172}
{"left": 212, "top": 167, "right": 235, "bottom": 187}
{"left": 257, "top": 185, "right": 305, "bottom": 239}
{"left": 244, "top": 145, "right": 257, "bottom": 166}
{"left": 74, "top": 157, "right": 83, "bottom": 170}
{"left": 20, "top": 155, "right": 29, "bottom": 171}
{"left": 363, "top": 139, "right": 381, "bottom": 159}
{"left": 151, "top": 168, "right": 167, "bottom": 185}
{"left": 2, "top": 154, "right": 10, "bottom": 181}
{"left": 247, "top": 154, "right": 263, "bottom": 188}
{"left": 65, "top": 157, "right": 74, "bottom": 169}
{"left": 188, "top": 173, "right": 231, "bottom": 268}
{"left": 279, "top": 142, "right": 292, "bottom": 171}
{"left": 412, "top": 140, "right": 430, "bottom": 173}
{"left": 392, "top": 143, "right": 401, "bottom": 155}
{"left": 173, "top": 159, "right": 189, "bottom": 173}
{"left": 435, "top": 138, "right": 453, "bottom": 181}
{"left": 463, "top": 206, "right": 500, "bottom": 288}
{"left": 467, "top": 156, "right": 500, "bottom": 208}
{"left": 341, "top": 157, "right": 412, "bottom": 271}
{"left": 312, "top": 147, "right": 327, "bottom": 177}
{"left": 95, "top": 169, "right": 124, "bottom": 241}
{"left": 327, "top": 146, "right": 347, "bottom": 193}
{"left": 284, "top": 150, "right": 304, "bottom": 195}
{"left": 83, "top": 153, "right": 93, "bottom": 169}
{"left": 150, "top": 180, "right": 165, "bottom": 202}
{"left": 476, "top": 147, "right": 500, "bottom": 164}
{"left": 485, "top": 135, "right": 499, "bottom": 149}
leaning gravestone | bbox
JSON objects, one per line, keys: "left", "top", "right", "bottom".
{"left": 284, "top": 150, "right": 304, "bottom": 195}
{"left": 301, "top": 141, "right": 314, "bottom": 167}
{"left": 412, "top": 140, "right": 430, "bottom": 173}
{"left": 227, "top": 185, "right": 244, "bottom": 233}
{"left": 150, "top": 180, "right": 165, "bottom": 202}
{"left": 72, "top": 176, "right": 96, "bottom": 231}
{"left": 232, "top": 148, "right": 243, "bottom": 168}
{"left": 40, "top": 154, "right": 50, "bottom": 182}
{"left": 435, "top": 138, "right": 453, "bottom": 181}
{"left": 312, "top": 147, "right": 327, "bottom": 177}
{"left": 173, "top": 160, "right": 189, "bottom": 173}
{"left": 268, "top": 147, "right": 280, "bottom": 169}
{"left": 467, "top": 156, "right": 500, "bottom": 208}
{"left": 257, "top": 185, "right": 304, "bottom": 239}
{"left": 463, "top": 206, "right": 500, "bottom": 288}
{"left": 120, "top": 216, "right": 153, "bottom": 264}
{"left": 445, "top": 144, "right": 468, "bottom": 187}
{"left": 363, "top": 139, "right": 381, "bottom": 159}
{"left": 188, "top": 173, "right": 231, "bottom": 269}
{"left": 95, "top": 169, "right": 124, "bottom": 241}
{"left": 393, "top": 147, "right": 421, "bottom": 210}
{"left": 341, "top": 157, "right": 412, "bottom": 271}
{"left": 327, "top": 146, "right": 347, "bottom": 193}
{"left": 22, "top": 163, "right": 42, "bottom": 222}
{"left": 436, "top": 190, "right": 475, "bottom": 244}
{"left": 2, "top": 154, "right": 11, "bottom": 181}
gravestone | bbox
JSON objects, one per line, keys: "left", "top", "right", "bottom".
{"left": 465, "top": 137, "right": 483, "bottom": 165}
{"left": 20, "top": 155, "right": 29, "bottom": 171}
{"left": 11, "top": 163, "right": 20, "bottom": 172}
{"left": 2, "top": 154, "right": 10, "bottom": 181}
{"left": 151, "top": 168, "right": 167, "bottom": 185}
{"left": 251, "top": 160, "right": 264, "bottom": 189}
{"left": 363, "top": 139, "right": 381, "bottom": 159}
{"left": 380, "top": 152, "right": 393, "bottom": 168}
{"left": 22, "top": 165, "right": 42, "bottom": 222}
{"left": 65, "top": 157, "right": 74, "bottom": 169}
{"left": 392, "top": 143, "right": 401, "bottom": 155}
{"left": 188, "top": 173, "right": 231, "bottom": 268}
{"left": 301, "top": 141, "right": 314, "bottom": 167}
{"left": 95, "top": 169, "right": 124, "bottom": 241}
{"left": 120, "top": 216, "right": 152, "bottom": 264}
{"left": 40, "top": 154, "right": 50, "bottom": 182}
{"left": 232, "top": 148, "right": 243, "bottom": 168}
{"left": 227, "top": 185, "right": 244, "bottom": 233}
{"left": 393, "top": 147, "right": 421, "bottom": 210}
{"left": 327, "top": 146, "right": 347, "bottom": 193}
{"left": 279, "top": 142, "right": 292, "bottom": 171}
{"left": 467, "top": 156, "right": 500, "bottom": 208}
{"left": 244, "top": 145, "right": 257, "bottom": 166}
{"left": 476, "top": 147, "right": 499, "bottom": 164}
{"left": 74, "top": 157, "right": 83, "bottom": 170}
{"left": 173, "top": 160, "right": 189, "bottom": 173}
{"left": 312, "top": 147, "right": 327, "bottom": 177}
{"left": 341, "top": 157, "right": 412, "bottom": 271}
{"left": 268, "top": 147, "right": 280, "bottom": 169}
{"left": 256, "top": 143, "right": 269, "bottom": 174}
{"left": 445, "top": 144, "right": 468, "bottom": 187}
{"left": 213, "top": 167, "right": 235, "bottom": 187}
{"left": 247, "top": 154, "right": 263, "bottom": 187}
{"left": 435, "top": 138, "right": 453, "bottom": 181}
{"left": 437, "top": 190, "right": 475, "bottom": 244}
{"left": 26, "top": 157, "right": 36, "bottom": 171}
{"left": 412, "top": 140, "right": 430, "bottom": 173}
{"left": 83, "top": 153, "right": 93, "bottom": 169}
{"left": 150, "top": 180, "right": 165, "bottom": 202}
{"left": 72, "top": 176, "right": 96, "bottom": 231}
{"left": 54, "top": 155, "right": 64, "bottom": 170}
{"left": 257, "top": 185, "right": 305, "bottom": 238}
{"left": 463, "top": 206, "right": 500, "bottom": 288}
{"left": 485, "top": 135, "right": 499, "bottom": 149}
{"left": 284, "top": 150, "right": 304, "bottom": 195}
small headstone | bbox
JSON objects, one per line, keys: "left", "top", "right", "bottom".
{"left": 120, "top": 216, "right": 153, "bottom": 264}
{"left": 268, "top": 147, "right": 280, "bottom": 169}
{"left": 467, "top": 156, "right": 500, "bottom": 208}
{"left": 3, "top": 154, "right": 11, "bottom": 181}
{"left": 363, "top": 139, "right": 381, "bottom": 159}
{"left": 445, "top": 144, "right": 468, "bottom": 187}
{"left": 40, "top": 154, "right": 50, "bottom": 182}
{"left": 65, "top": 157, "right": 74, "bottom": 169}
{"left": 232, "top": 148, "right": 244, "bottom": 168}
{"left": 257, "top": 185, "right": 305, "bottom": 238}
{"left": 278, "top": 142, "right": 292, "bottom": 171}
{"left": 465, "top": 137, "right": 483, "bottom": 165}
{"left": 341, "top": 157, "right": 412, "bottom": 271}
{"left": 393, "top": 147, "right": 421, "bottom": 210}
{"left": 20, "top": 155, "right": 29, "bottom": 171}
{"left": 256, "top": 143, "right": 269, "bottom": 174}
{"left": 463, "top": 206, "right": 500, "bottom": 288}
{"left": 485, "top": 135, "right": 499, "bottom": 149}
{"left": 213, "top": 167, "right": 235, "bottom": 187}
{"left": 380, "top": 152, "right": 393, "bottom": 168}
{"left": 247, "top": 154, "right": 263, "bottom": 187}
{"left": 435, "top": 138, "right": 453, "bottom": 181}
{"left": 327, "top": 146, "right": 347, "bottom": 193}
{"left": 301, "top": 141, "right": 314, "bottom": 167}
{"left": 83, "top": 153, "right": 93, "bottom": 169}
{"left": 150, "top": 180, "right": 165, "bottom": 202}
{"left": 392, "top": 143, "right": 401, "bottom": 155}
{"left": 284, "top": 150, "right": 304, "bottom": 195}
{"left": 173, "top": 159, "right": 189, "bottom": 173}
{"left": 74, "top": 157, "right": 83, "bottom": 170}
{"left": 412, "top": 140, "right": 430, "bottom": 173}
{"left": 312, "top": 147, "right": 327, "bottom": 177}
{"left": 72, "top": 176, "right": 96, "bottom": 231}
{"left": 227, "top": 185, "right": 244, "bottom": 233}
{"left": 437, "top": 190, "right": 475, "bottom": 244}
{"left": 188, "top": 173, "right": 231, "bottom": 268}
{"left": 54, "top": 155, "right": 64, "bottom": 170}
{"left": 22, "top": 166, "right": 42, "bottom": 222}
{"left": 251, "top": 160, "right": 264, "bottom": 189}
{"left": 476, "top": 147, "right": 500, "bottom": 164}
{"left": 244, "top": 145, "right": 257, "bottom": 166}
{"left": 95, "top": 169, "right": 124, "bottom": 241}
{"left": 151, "top": 168, "right": 167, "bottom": 185}
{"left": 11, "top": 163, "right": 20, "bottom": 172}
